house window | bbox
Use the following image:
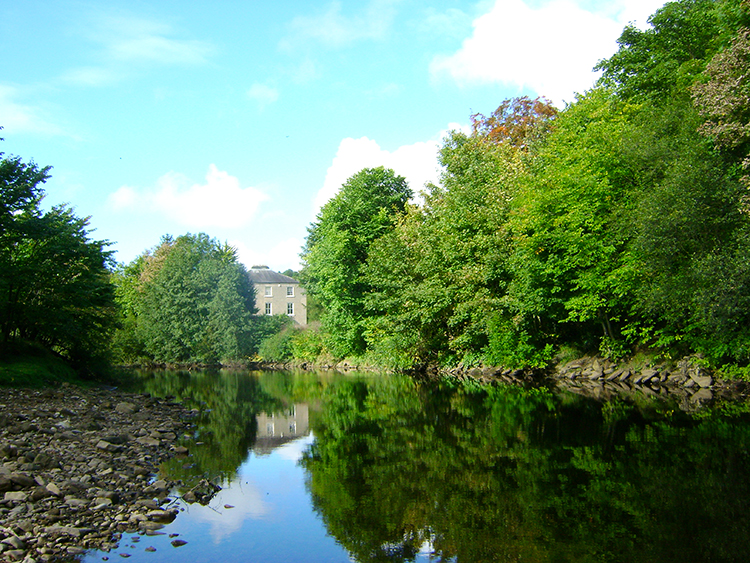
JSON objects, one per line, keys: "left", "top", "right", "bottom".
{"left": 287, "top": 302, "right": 294, "bottom": 316}
{"left": 265, "top": 303, "right": 272, "bottom": 315}
{"left": 264, "top": 286, "right": 272, "bottom": 297}
{"left": 286, "top": 286, "right": 294, "bottom": 297}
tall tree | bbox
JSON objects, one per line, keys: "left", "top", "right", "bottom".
{"left": 112, "top": 233, "right": 257, "bottom": 364}
{"left": 595, "top": 0, "right": 749, "bottom": 102}
{"left": 301, "top": 167, "right": 412, "bottom": 358}
{"left": 364, "top": 98, "right": 557, "bottom": 368}
{"left": 0, "top": 151, "right": 117, "bottom": 369}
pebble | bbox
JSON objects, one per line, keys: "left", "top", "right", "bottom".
{"left": 0, "top": 384, "right": 198, "bottom": 561}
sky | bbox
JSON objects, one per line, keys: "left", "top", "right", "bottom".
{"left": 1, "top": 0, "right": 667, "bottom": 271}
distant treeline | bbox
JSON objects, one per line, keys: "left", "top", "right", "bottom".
{"left": 296, "top": 0, "right": 750, "bottom": 371}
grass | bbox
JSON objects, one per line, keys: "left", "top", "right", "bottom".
{"left": 0, "top": 342, "right": 81, "bottom": 388}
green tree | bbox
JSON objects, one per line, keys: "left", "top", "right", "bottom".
{"left": 0, "top": 151, "right": 117, "bottom": 369}
{"left": 364, "top": 98, "right": 556, "bottom": 369}
{"left": 301, "top": 166, "right": 412, "bottom": 358}
{"left": 595, "top": 0, "right": 749, "bottom": 101}
{"left": 112, "top": 233, "right": 257, "bottom": 364}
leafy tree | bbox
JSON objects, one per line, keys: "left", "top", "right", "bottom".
{"left": 112, "top": 233, "right": 257, "bottom": 364}
{"left": 0, "top": 150, "right": 117, "bottom": 370}
{"left": 364, "top": 98, "right": 556, "bottom": 369}
{"left": 693, "top": 26, "right": 750, "bottom": 184}
{"left": 595, "top": 0, "right": 749, "bottom": 102}
{"left": 504, "top": 90, "right": 639, "bottom": 360}
{"left": 301, "top": 167, "right": 412, "bottom": 358}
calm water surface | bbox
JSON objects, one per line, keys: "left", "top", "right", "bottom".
{"left": 82, "top": 369, "right": 750, "bottom": 563}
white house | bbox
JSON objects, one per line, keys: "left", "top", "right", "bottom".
{"left": 247, "top": 266, "right": 307, "bottom": 326}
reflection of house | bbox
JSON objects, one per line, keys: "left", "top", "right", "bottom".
{"left": 254, "top": 403, "right": 310, "bottom": 455}
{"left": 248, "top": 266, "right": 307, "bottom": 326}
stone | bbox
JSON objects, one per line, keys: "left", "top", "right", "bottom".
{"left": 45, "top": 482, "right": 61, "bottom": 496}
{"left": 2, "top": 536, "right": 26, "bottom": 549}
{"left": 114, "top": 403, "right": 138, "bottom": 415}
{"left": 146, "top": 509, "right": 176, "bottom": 523}
{"left": 29, "top": 486, "right": 53, "bottom": 502}
{"left": 136, "top": 437, "right": 160, "bottom": 447}
{"left": 689, "top": 371, "right": 713, "bottom": 388}
{"left": 10, "top": 473, "right": 36, "bottom": 488}
{"left": 171, "top": 539, "right": 187, "bottom": 547}
{"left": 691, "top": 388, "right": 714, "bottom": 401}
{"left": 4, "top": 491, "right": 28, "bottom": 502}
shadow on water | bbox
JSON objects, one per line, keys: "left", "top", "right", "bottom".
{"left": 110, "top": 369, "right": 750, "bottom": 563}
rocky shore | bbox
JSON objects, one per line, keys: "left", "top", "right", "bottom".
{"left": 0, "top": 384, "right": 198, "bottom": 562}
{"left": 449, "top": 355, "right": 750, "bottom": 410}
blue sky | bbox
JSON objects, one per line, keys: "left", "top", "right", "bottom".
{"left": 1, "top": 0, "right": 666, "bottom": 271}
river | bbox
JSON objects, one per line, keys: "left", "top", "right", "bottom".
{"left": 80, "top": 368, "right": 750, "bottom": 563}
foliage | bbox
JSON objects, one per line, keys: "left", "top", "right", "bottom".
{"left": 111, "top": 233, "right": 257, "bottom": 364}
{"left": 258, "top": 324, "right": 296, "bottom": 362}
{"left": 301, "top": 166, "right": 412, "bottom": 358}
{"left": 364, "top": 98, "right": 557, "bottom": 369}
{"left": 0, "top": 152, "right": 117, "bottom": 371}
{"left": 595, "top": 0, "right": 749, "bottom": 101}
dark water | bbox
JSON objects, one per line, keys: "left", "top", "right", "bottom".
{"left": 83, "top": 370, "right": 750, "bottom": 563}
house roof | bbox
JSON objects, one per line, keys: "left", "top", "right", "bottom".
{"left": 248, "top": 266, "right": 299, "bottom": 284}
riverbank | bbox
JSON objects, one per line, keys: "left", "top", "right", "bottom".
{"left": 0, "top": 384, "right": 196, "bottom": 562}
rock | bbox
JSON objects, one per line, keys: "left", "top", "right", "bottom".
{"left": 2, "top": 536, "right": 26, "bottom": 549}
{"left": 136, "top": 437, "right": 160, "bottom": 447}
{"left": 96, "top": 440, "right": 122, "bottom": 453}
{"left": 689, "top": 371, "right": 713, "bottom": 388}
{"left": 45, "top": 482, "right": 61, "bottom": 496}
{"left": 115, "top": 402, "right": 139, "bottom": 415}
{"left": 171, "top": 539, "right": 187, "bottom": 547}
{"left": 29, "top": 486, "right": 53, "bottom": 502}
{"left": 173, "top": 446, "right": 189, "bottom": 455}
{"left": 146, "top": 509, "right": 176, "bottom": 523}
{"left": 691, "top": 388, "right": 714, "bottom": 401}
{"left": 4, "top": 491, "right": 28, "bottom": 502}
{"left": 102, "top": 435, "right": 129, "bottom": 445}
{"left": 10, "top": 473, "right": 36, "bottom": 488}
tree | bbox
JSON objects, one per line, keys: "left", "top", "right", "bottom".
{"left": 692, "top": 26, "right": 750, "bottom": 184}
{"left": 364, "top": 98, "right": 557, "bottom": 369}
{"left": 0, "top": 151, "right": 117, "bottom": 369}
{"left": 112, "top": 233, "right": 257, "bottom": 364}
{"left": 595, "top": 0, "right": 749, "bottom": 102}
{"left": 301, "top": 167, "right": 412, "bottom": 358}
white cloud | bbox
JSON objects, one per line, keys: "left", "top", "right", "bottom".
{"left": 283, "top": 0, "right": 400, "bottom": 49}
{"left": 188, "top": 480, "right": 270, "bottom": 544}
{"left": 247, "top": 82, "right": 280, "bottom": 108}
{"left": 430, "top": 0, "right": 667, "bottom": 106}
{"left": 63, "top": 14, "right": 214, "bottom": 86}
{"left": 418, "top": 7, "right": 473, "bottom": 40}
{"left": 312, "top": 125, "right": 467, "bottom": 212}
{"left": 0, "top": 85, "right": 64, "bottom": 136}
{"left": 109, "top": 165, "right": 269, "bottom": 228}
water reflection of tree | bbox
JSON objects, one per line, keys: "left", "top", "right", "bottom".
{"left": 136, "top": 370, "right": 282, "bottom": 485}
{"left": 135, "top": 369, "right": 341, "bottom": 488}
{"left": 301, "top": 376, "right": 750, "bottom": 563}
